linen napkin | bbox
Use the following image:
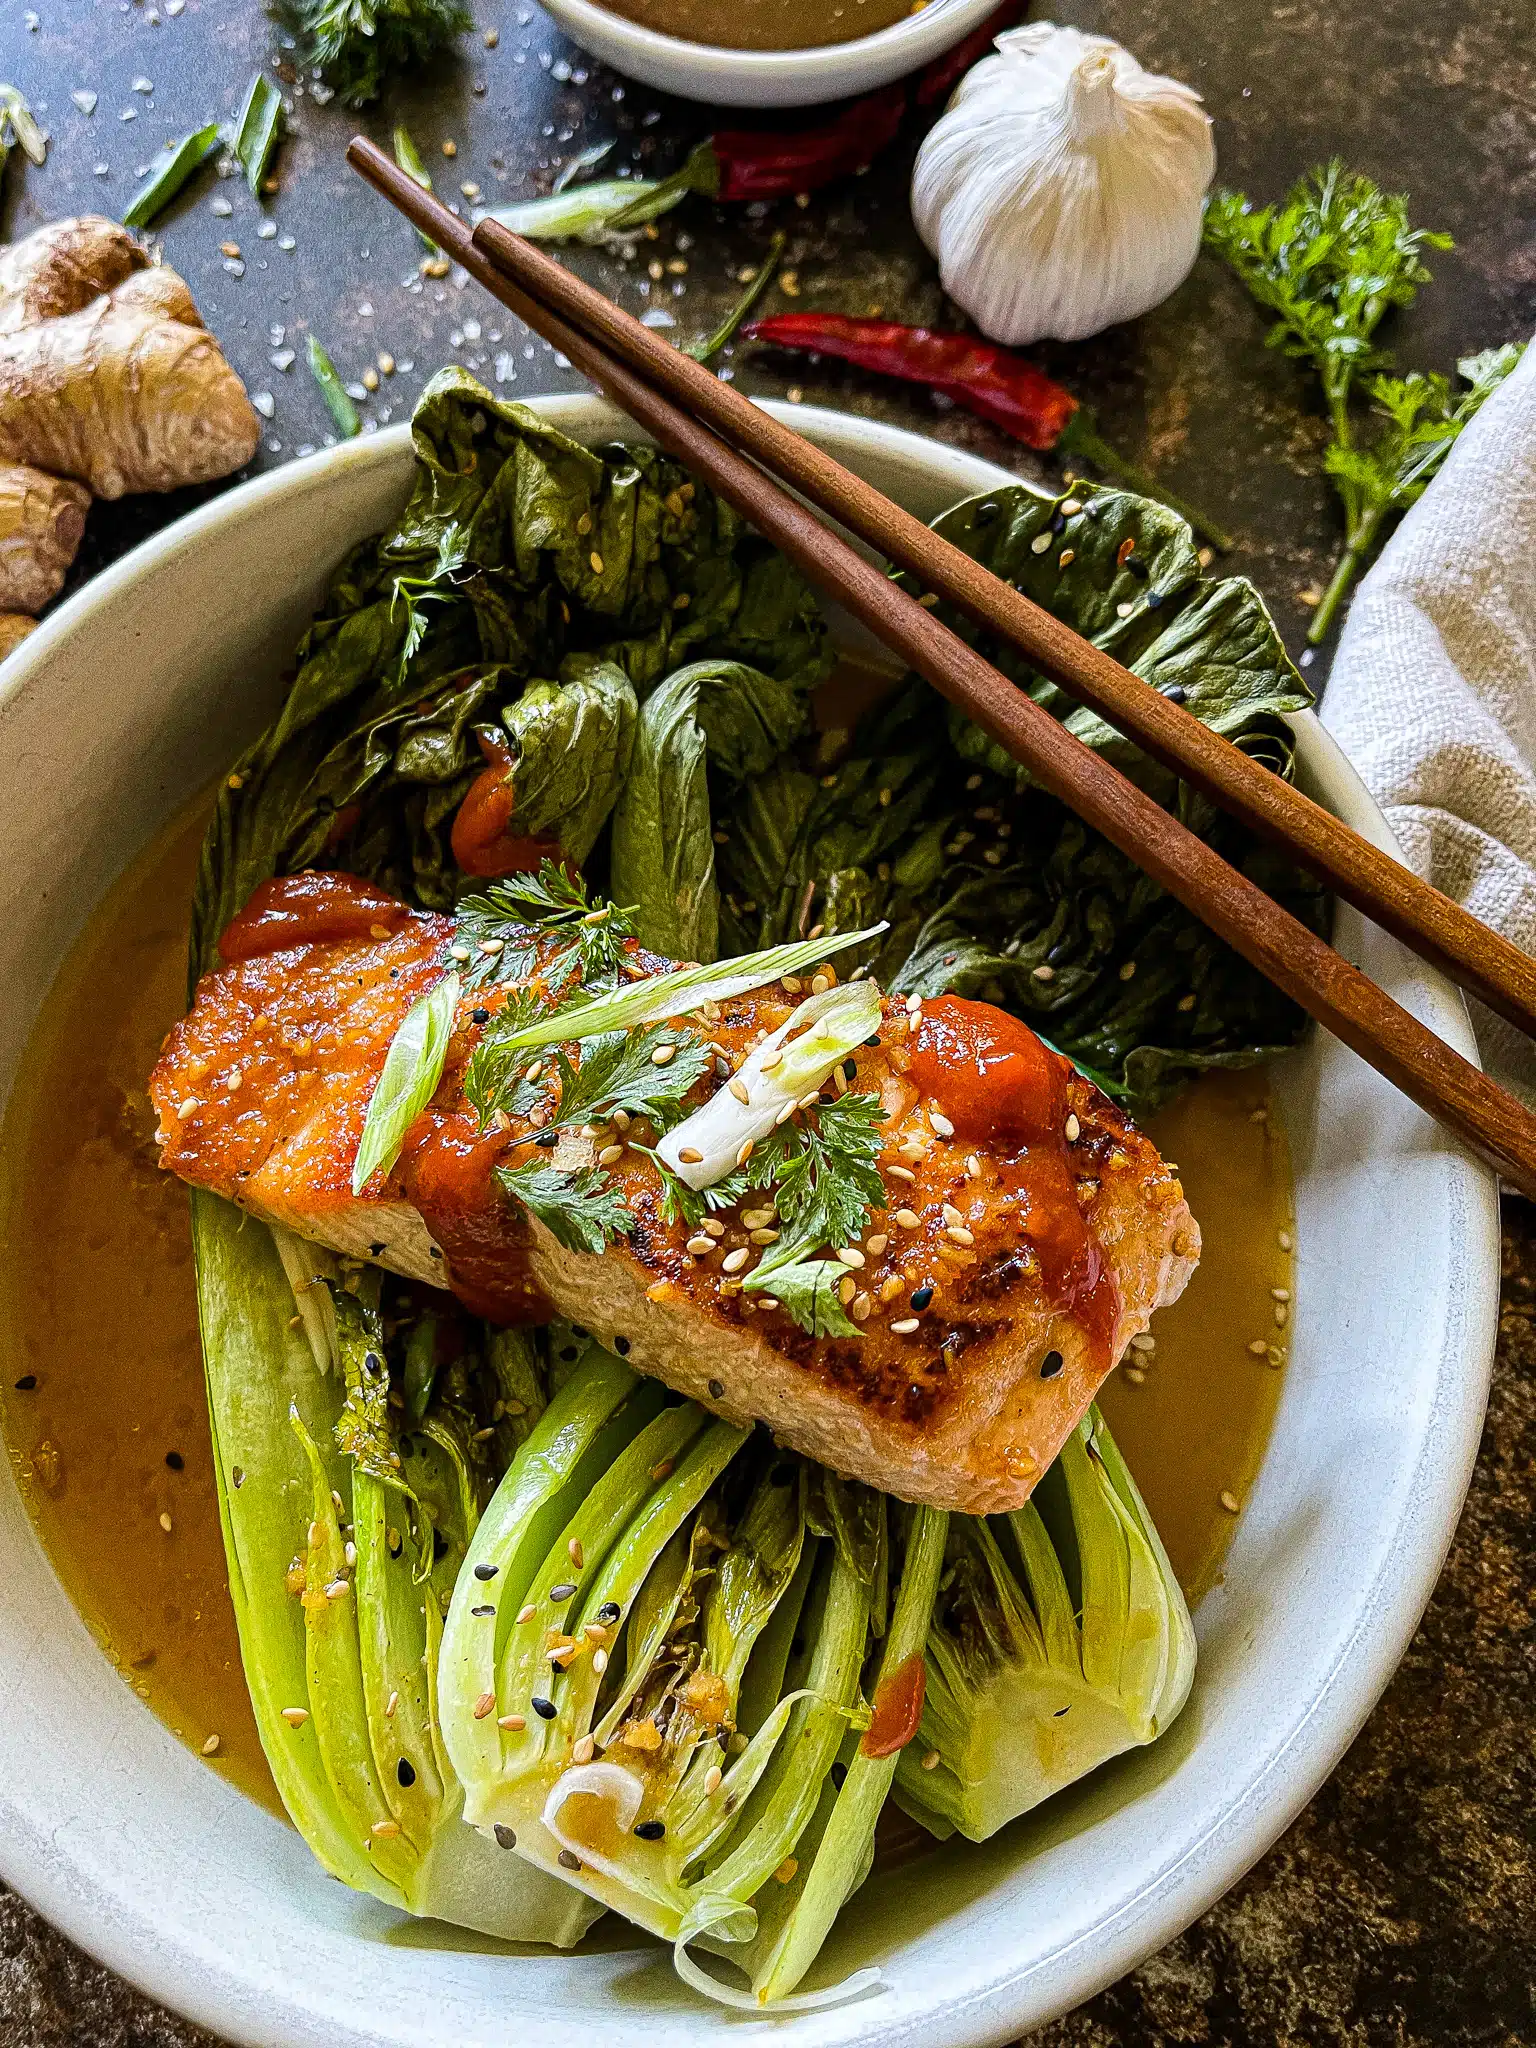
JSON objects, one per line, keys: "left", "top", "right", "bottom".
{"left": 1322, "top": 339, "right": 1536, "bottom": 1104}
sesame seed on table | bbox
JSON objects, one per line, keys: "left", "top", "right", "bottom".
{"left": 3, "top": 0, "right": 1534, "bottom": 2039}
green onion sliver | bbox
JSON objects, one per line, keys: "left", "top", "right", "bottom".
{"left": 229, "top": 72, "right": 283, "bottom": 197}
{"left": 307, "top": 332, "right": 362, "bottom": 440}
{"left": 122, "top": 122, "right": 221, "bottom": 230}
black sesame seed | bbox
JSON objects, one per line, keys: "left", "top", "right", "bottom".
{"left": 232, "top": 1466, "right": 245, "bottom": 1489}
{"left": 830, "top": 1761, "right": 847, "bottom": 1789}
{"left": 974, "top": 499, "right": 999, "bottom": 524}
{"left": 1145, "top": 589, "right": 1164, "bottom": 609}
{"left": 864, "top": 1034, "right": 881, "bottom": 1048}
{"left": 1053, "top": 1705, "right": 1071, "bottom": 1717}
{"left": 549, "top": 1581, "right": 577, "bottom": 1602}
{"left": 165, "top": 1451, "right": 184, "bottom": 1471}
{"left": 614, "top": 1336, "right": 631, "bottom": 1356}
{"left": 470, "top": 1604, "right": 495, "bottom": 1617}
{"left": 842, "top": 1058, "right": 857, "bottom": 1081}
{"left": 428, "top": 1246, "right": 443, "bottom": 1260}
{"left": 1050, "top": 511, "right": 1067, "bottom": 534}
{"left": 1125, "top": 553, "right": 1150, "bottom": 579}
{"left": 474, "top": 1562, "right": 499, "bottom": 1581}
{"left": 531, "top": 1696, "right": 558, "bottom": 1720}
{"left": 368, "top": 1242, "right": 385, "bottom": 1257}
{"left": 909, "top": 1286, "right": 934, "bottom": 1311}
{"left": 13, "top": 1374, "right": 36, "bottom": 1391}
{"left": 708, "top": 1378, "right": 724, "bottom": 1399}
{"left": 364, "top": 1350, "right": 383, "bottom": 1377}
{"left": 493, "top": 1822, "right": 518, "bottom": 1850}
{"left": 1040, "top": 1350, "right": 1064, "bottom": 1379}
{"left": 535, "top": 1129, "right": 559, "bottom": 1148}
{"left": 634, "top": 1818, "right": 666, "bottom": 1841}
{"left": 471, "top": 1007, "right": 491, "bottom": 1025}
{"left": 1161, "top": 684, "right": 1188, "bottom": 704}
{"left": 558, "top": 1848, "right": 582, "bottom": 1872}
{"left": 596, "top": 1601, "right": 621, "bottom": 1623}
{"left": 397, "top": 1757, "right": 416, "bottom": 1787}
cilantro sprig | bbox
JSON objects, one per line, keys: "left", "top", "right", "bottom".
{"left": 455, "top": 860, "right": 638, "bottom": 995}
{"left": 1205, "top": 163, "right": 1525, "bottom": 642}
{"left": 742, "top": 1094, "right": 887, "bottom": 1335}
{"left": 494, "top": 1161, "right": 635, "bottom": 1255}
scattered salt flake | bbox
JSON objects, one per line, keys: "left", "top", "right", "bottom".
{"left": 166, "top": 0, "right": 185, "bottom": 13}
{"left": 257, "top": 220, "right": 277, "bottom": 239}
{"left": 269, "top": 347, "right": 295, "bottom": 371}
{"left": 119, "top": 108, "right": 136, "bottom": 122}
{"left": 640, "top": 308, "right": 675, "bottom": 328}
{"left": 268, "top": 322, "right": 285, "bottom": 345}
{"left": 494, "top": 351, "right": 517, "bottom": 383}
{"left": 344, "top": 381, "right": 367, "bottom": 401}
{"left": 72, "top": 90, "right": 97, "bottom": 115}
{"left": 24, "top": 11, "right": 39, "bottom": 29}
{"left": 396, "top": 358, "right": 414, "bottom": 373}
{"left": 251, "top": 391, "right": 275, "bottom": 418}
{"left": 310, "top": 81, "right": 334, "bottom": 105}
{"left": 132, "top": 76, "right": 154, "bottom": 93}
{"left": 277, "top": 234, "right": 296, "bottom": 251}
{"left": 93, "top": 162, "right": 109, "bottom": 177}
{"left": 210, "top": 194, "right": 233, "bottom": 216}
{"left": 358, "top": 300, "right": 373, "bottom": 316}
{"left": 222, "top": 257, "right": 245, "bottom": 277}
{"left": 462, "top": 317, "right": 481, "bottom": 340}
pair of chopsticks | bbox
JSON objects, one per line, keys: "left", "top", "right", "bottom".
{"left": 348, "top": 135, "right": 1536, "bottom": 1199}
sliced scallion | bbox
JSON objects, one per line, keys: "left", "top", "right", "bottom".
{"left": 228, "top": 72, "right": 283, "bottom": 198}
{"left": 122, "top": 121, "right": 221, "bottom": 230}
{"left": 306, "top": 332, "right": 361, "bottom": 439}
{"left": 392, "top": 123, "right": 438, "bottom": 252}
{"left": 352, "top": 969, "right": 460, "bottom": 1194}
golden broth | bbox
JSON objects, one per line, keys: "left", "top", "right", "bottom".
{"left": 0, "top": 801, "right": 1290, "bottom": 1814}
{"left": 591, "top": 0, "right": 913, "bottom": 52}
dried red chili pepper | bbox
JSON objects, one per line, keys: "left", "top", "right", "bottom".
{"left": 710, "top": 84, "right": 909, "bottom": 201}
{"left": 914, "top": 0, "right": 1024, "bottom": 107}
{"left": 743, "top": 313, "right": 1233, "bottom": 547}
{"left": 744, "top": 312, "right": 1077, "bottom": 447}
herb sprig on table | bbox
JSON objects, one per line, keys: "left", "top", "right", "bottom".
{"left": 271, "top": 0, "right": 472, "bottom": 106}
{"left": 1205, "top": 162, "right": 1526, "bottom": 642}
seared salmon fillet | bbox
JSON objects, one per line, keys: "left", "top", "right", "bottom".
{"left": 151, "top": 872, "right": 1199, "bottom": 1513}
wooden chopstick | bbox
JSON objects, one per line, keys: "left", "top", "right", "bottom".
{"left": 348, "top": 136, "right": 1536, "bottom": 1197}
{"left": 448, "top": 195, "right": 1536, "bottom": 1044}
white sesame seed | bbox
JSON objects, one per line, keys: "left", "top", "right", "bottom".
{"left": 1130, "top": 1332, "right": 1156, "bottom": 1353}
{"left": 1220, "top": 1490, "right": 1241, "bottom": 1514}
{"left": 836, "top": 1246, "right": 865, "bottom": 1269}
{"left": 930, "top": 1111, "right": 955, "bottom": 1139}
{"left": 921, "top": 1748, "right": 941, "bottom": 1771}
{"left": 838, "top": 1274, "right": 857, "bottom": 1305}
{"left": 598, "top": 1144, "right": 624, "bottom": 1166}
{"left": 866, "top": 1234, "right": 888, "bottom": 1255}
{"left": 704, "top": 1764, "right": 722, "bottom": 1795}
{"left": 479, "top": 936, "right": 504, "bottom": 954}
{"left": 593, "top": 1649, "right": 608, "bottom": 1675}
{"left": 906, "top": 992, "right": 922, "bottom": 1013}
{"left": 1248, "top": 1338, "right": 1269, "bottom": 1355}
{"left": 1064, "top": 1114, "right": 1081, "bottom": 1143}
{"left": 887, "top": 1164, "right": 916, "bottom": 1183}
{"left": 851, "top": 1293, "right": 872, "bottom": 1322}
{"left": 651, "top": 1043, "right": 677, "bottom": 1066}
{"left": 281, "top": 1707, "right": 309, "bottom": 1727}
{"left": 573, "top": 1735, "right": 595, "bottom": 1764}
{"left": 736, "top": 1140, "right": 755, "bottom": 1166}
{"left": 895, "top": 1208, "right": 921, "bottom": 1229}
{"left": 702, "top": 1219, "right": 725, "bottom": 1239}
{"left": 202, "top": 1733, "right": 221, "bottom": 1756}
{"left": 722, "top": 1247, "right": 751, "bottom": 1274}
{"left": 946, "top": 1225, "right": 975, "bottom": 1246}
{"left": 499, "top": 1713, "right": 526, "bottom": 1730}
{"left": 729, "top": 1077, "right": 750, "bottom": 1103}
{"left": 1270, "top": 1286, "right": 1291, "bottom": 1302}
{"left": 679, "top": 1146, "right": 703, "bottom": 1164}
{"left": 760, "top": 1049, "right": 783, "bottom": 1072}
{"left": 1278, "top": 1230, "right": 1294, "bottom": 1251}
{"left": 965, "top": 1154, "right": 982, "bottom": 1179}
{"left": 516, "top": 1603, "right": 536, "bottom": 1624}
{"left": 891, "top": 1317, "right": 920, "bottom": 1334}
{"left": 942, "top": 1202, "right": 963, "bottom": 1226}
{"left": 686, "top": 1235, "right": 714, "bottom": 1256}
{"left": 1032, "top": 963, "right": 1055, "bottom": 982}
{"left": 749, "top": 1227, "right": 779, "bottom": 1244}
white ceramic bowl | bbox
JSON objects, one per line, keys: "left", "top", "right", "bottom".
{"left": 537, "top": 0, "right": 1001, "bottom": 107}
{"left": 0, "top": 402, "right": 1498, "bottom": 2048}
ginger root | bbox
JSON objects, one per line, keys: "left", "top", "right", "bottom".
{"left": 0, "top": 291, "right": 260, "bottom": 498}
{"left": 0, "top": 215, "right": 147, "bottom": 335}
{"left": 0, "top": 460, "right": 90, "bottom": 612}
{"left": 0, "top": 216, "right": 261, "bottom": 657}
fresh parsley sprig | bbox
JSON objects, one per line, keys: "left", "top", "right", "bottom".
{"left": 1205, "top": 164, "right": 1524, "bottom": 642}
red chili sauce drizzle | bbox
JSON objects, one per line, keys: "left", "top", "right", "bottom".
{"left": 904, "top": 995, "right": 1118, "bottom": 1367}
{"left": 452, "top": 732, "right": 567, "bottom": 880}
{"left": 862, "top": 1652, "right": 926, "bottom": 1759}
{"left": 396, "top": 1107, "right": 554, "bottom": 1327}
{"left": 218, "top": 870, "right": 413, "bottom": 962}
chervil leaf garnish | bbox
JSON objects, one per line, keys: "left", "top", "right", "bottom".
{"left": 494, "top": 1161, "right": 635, "bottom": 1255}
{"left": 549, "top": 1027, "right": 712, "bottom": 1132}
{"left": 455, "top": 861, "right": 637, "bottom": 994}
{"left": 746, "top": 1258, "right": 859, "bottom": 1340}
{"left": 462, "top": 988, "right": 548, "bottom": 1125}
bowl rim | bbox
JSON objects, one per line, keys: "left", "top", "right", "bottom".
{"left": 535, "top": 0, "right": 1001, "bottom": 92}
{"left": 0, "top": 402, "right": 1501, "bottom": 2047}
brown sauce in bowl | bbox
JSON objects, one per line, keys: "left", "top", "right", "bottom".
{"left": 0, "top": 798, "right": 1292, "bottom": 1821}
{"left": 594, "top": 0, "right": 919, "bottom": 52}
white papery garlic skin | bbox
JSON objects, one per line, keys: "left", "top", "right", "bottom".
{"left": 911, "top": 24, "right": 1215, "bottom": 347}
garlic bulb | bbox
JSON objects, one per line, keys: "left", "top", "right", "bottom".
{"left": 911, "top": 23, "right": 1215, "bottom": 347}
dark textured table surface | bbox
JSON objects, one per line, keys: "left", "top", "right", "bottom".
{"left": 3, "top": 0, "right": 1534, "bottom": 2042}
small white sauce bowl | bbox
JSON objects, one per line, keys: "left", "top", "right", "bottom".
{"left": 537, "top": 0, "right": 1003, "bottom": 107}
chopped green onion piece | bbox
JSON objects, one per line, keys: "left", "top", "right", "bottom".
{"left": 479, "top": 141, "right": 718, "bottom": 245}
{"left": 0, "top": 85, "right": 47, "bottom": 173}
{"left": 352, "top": 970, "right": 459, "bottom": 1194}
{"left": 392, "top": 122, "right": 438, "bottom": 252}
{"left": 307, "top": 333, "right": 361, "bottom": 439}
{"left": 228, "top": 72, "right": 283, "bottom": 197}
{"left": 483, "top": 923, "right": 887, "bottom": 1056}
{"left": 122, "top": 122, "right": 221, "bottom": 230}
